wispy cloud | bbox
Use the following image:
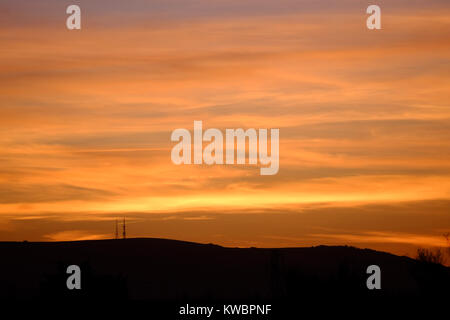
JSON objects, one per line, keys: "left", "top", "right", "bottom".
{"left": 44, "top": 230, "right": 110, "bottom": 241}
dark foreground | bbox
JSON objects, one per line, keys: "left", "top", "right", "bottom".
{"left": 0, "top": 238, "right": 448, "bottom": 316}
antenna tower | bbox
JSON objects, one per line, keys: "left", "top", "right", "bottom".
{"left": 122, "top": 217, "right": 126, "bottom": 239}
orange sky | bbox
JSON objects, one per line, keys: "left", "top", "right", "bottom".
{"left": 0, "top": 1, "right": 449, "bottom": 260}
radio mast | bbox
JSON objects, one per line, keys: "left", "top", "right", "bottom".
{"left": 122, "top": 217, "right": 126, "bottom": 239}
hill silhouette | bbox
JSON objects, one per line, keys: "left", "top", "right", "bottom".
{"left": 0, "top": 238, "right": 449, "bottom": 311}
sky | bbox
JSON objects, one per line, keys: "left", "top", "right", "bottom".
{"left": 0, "top": 1, "right": 449, "bottom": 260}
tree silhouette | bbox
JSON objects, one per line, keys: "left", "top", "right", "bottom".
{"left": 416, "top": 248, "right": 445, "bottom": 265}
